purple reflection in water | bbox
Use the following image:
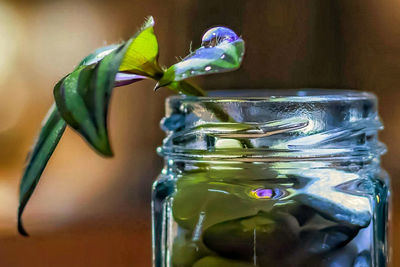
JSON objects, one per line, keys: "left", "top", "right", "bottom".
{"left": 252, "top": 188, "right": 274, "bottom": 199}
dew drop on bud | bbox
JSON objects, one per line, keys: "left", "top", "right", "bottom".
{"left": 201, "top": 27, "right": 239, "bottom": 48}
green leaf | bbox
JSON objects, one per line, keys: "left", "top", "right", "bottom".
{"left": 54, "top": 43, "right": 124, "bottom": 155}
{"left": 157, "top": 27, "right": 245, "bottom": 88}
{"left": 166, "top": 80, "right": 206, "bottom": 96}
{"left": 119, "top": 16, "right": 163, "bottom": 78}
{"left": 77, "top": 44, "right": 120, "bottom": 68}
{"left": 53, "top": 17, "right": 163, "bottom": 156}
{"left": 55, "top": 64, "right": 108, "bottom": 153}
{"left": 18, "top": 103, "right": 67, "bottom": 236}
{"left": 18, "top": 17, "right": 155, "bottom": 235}
{"left": 18, "top": 18, "right": 247, "bottom": 237}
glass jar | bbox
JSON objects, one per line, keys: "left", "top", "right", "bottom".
{"left": 152, "top": 89, "right": 389, "bottom": 267}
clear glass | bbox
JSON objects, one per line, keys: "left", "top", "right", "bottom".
{"left": 152, "top": 89, "right": 390, "bottom": 267}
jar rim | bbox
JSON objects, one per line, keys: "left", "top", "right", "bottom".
{"left": 162, "top": 88, "right": 384, "bottom": 163}
{"left": 168, "top": 89, "right": 376, "bottom": 103}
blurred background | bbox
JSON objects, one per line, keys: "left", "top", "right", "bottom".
{"left": 0, "top": 0, "right": 399, "bottom": 266}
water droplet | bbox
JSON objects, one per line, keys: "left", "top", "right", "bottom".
{"left": 220, "top": 54, "right": 226, "bottom": 59}
{"left": 204, "top": 66, "right": 212, "bottom": 71}
{"left": 190, "top": 70, "right": 196, "bottom": 75}
{"left": 201, "top": 27, "right": 239, "bottom": 48}
{"left": 179, "top": 104, "right": 188, "bottom": 113}
{"left": 156, "top": 146, "right": 166, "bottom": 158}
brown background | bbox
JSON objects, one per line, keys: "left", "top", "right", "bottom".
{"left": 0, "top": 0, "right": 399, "bottom": 266}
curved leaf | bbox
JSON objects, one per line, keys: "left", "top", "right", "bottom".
{"left": 18, "top": 103, "right": 67, "bottom": 236}
{"left": 77, "top": 44, "right": 120, "bottom": 68}
{"left": 18, "top": 17, "right": 247, "bottom": 237}
{"left": 158, "top": 27, "right": 245, "bottom": 87}
{"left": 55, "top": 64, "right": 108, "bottom": 152}
{"left": 57, "top": 45, "right": 150, "bottom": 153}
{"left": 53, "top": 17, "right": 162, "bottom": 156}
{"left": 119, "top": 16, "right": 163, "bottom": 78}
{"left": 77, "top": 44, "right": 147, "bottom": 87}
{"left": 55, "top": 45, "right": 123, "bottom": 155}
{"left": 18, "top": 18, "right": 154, "bottom": 234}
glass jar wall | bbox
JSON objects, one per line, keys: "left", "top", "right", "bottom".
{"left": 152, "top": 90, "right": 389, "bottom": 267}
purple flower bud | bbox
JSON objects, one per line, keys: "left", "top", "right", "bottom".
{"left": 114, "top": 72, "right": 146, "bottom": 87}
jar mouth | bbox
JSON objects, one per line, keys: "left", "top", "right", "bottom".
{"left": 162, "top": 89, "right": 384, "bottom": 164}
{"left": 168, "top": 89, "right": 375, "bottom": 103}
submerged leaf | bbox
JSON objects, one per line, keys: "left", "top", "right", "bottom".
{"left": 158, "top": 27, "right": 245, "bottom": 87}
{"left": 18, "top": 103, "right": 67, "bottom": 236}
